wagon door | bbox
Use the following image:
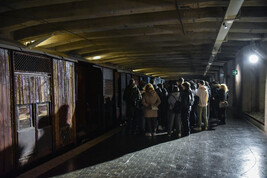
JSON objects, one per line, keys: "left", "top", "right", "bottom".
{"left": 13, "top": 52, "right": 52, "bottom": 165}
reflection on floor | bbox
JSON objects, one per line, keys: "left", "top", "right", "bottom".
{"left": 39, "top": 114, "right": 267, "bottom": 178}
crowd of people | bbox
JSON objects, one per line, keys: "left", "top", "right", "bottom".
{"left": 123, "top": 77, "right": 229, "bottom": 138}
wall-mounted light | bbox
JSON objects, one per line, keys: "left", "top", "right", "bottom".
{"left": 249, "top": 54, "right": 259, "bottom": 63}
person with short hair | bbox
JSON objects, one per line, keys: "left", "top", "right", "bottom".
{"left": 196, "top": 80, "right": 209, "bottom": 131}
{"left": 177, "top": 77, "right": 184, "bottom": 96}
{"left": 181, "top": 81, "right": 193, "bottom": 137}
{"left": 142, "top": 83, "right": 161, "bottom": 137}
{"left": 123, "top": 78, "right": 142, "bottom": 134}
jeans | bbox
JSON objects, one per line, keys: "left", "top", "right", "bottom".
{"left": 198, "top": 106, "right": 208, "bottom": 128}
{"left": 168, "top": 111, "right": 181, "bottom": 135}
{"left": 181, "top": 108, "right": 191, "bottom": 136}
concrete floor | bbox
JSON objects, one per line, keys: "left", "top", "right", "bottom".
{"left": 39, "top": 114, "right": 267, "bottom": 178}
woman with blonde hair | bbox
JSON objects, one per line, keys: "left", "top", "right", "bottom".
{"left": 218, "top": 84, "right": 229, "bottom": 124}
{"left": 142, "top": 83, "right": 161, "bottom": 136}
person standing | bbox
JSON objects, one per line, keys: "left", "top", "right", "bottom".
{"left": 196, "top": 80, "right": 209, "bottom": 131}
{"left": 210, "top": 81, "right": 220, "bottom": 119}
{"left": 177, "top": 77, "right": 184, "bottom": 96}
{"left": 167, "top": 86, "right": 181, "bottom": 137}
{"left": 181, "top": 82, "right": 193, "bottom": 137}
{"left": 189, "top": 80, "right": 198, "bottom": 129}
{"left": 123, "top": 78, "right": 142, "bottom": 134}
{"left": 142, "top": 83, "right": 161, "bottom": 137}
{"left": 218, "top": 84, "right": 229, "bottom": 125}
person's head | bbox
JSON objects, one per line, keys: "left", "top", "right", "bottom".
{"left": 189, "top": 80, "right": 196, "bottom": 90}
{"left": 129, "top": 78, "right": 135, "bottom": 85}
{"left": 177, "top": 77, "right": 184, "bottom": 85}
{"left": 211, "top": 81, "right": 218, "bottom": 87}
{"left": 144, "top": 83, "right": 154, "bottom": 92}
{"left": 150, "top": 78, "right": 155, "bottom": 85}
{"left": 182, "top": 81, "right": 190, "bottom": 91}
{"left": 157, "top": 83, "right": 163, "bottom": 89}
{"left": 220, "top": 84, "right": 228, "bottom": 93}
{"left": 198, "top": 80, "right": 205, "bottom": 87}
{"left": 172, "top": 86, "right": 179, "bottom": 93}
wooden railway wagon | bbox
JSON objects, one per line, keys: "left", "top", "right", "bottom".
{"left": 0, "top": 44, "right": 151, "bottom": 175}
{"left": 0, "top": 45, "right": 76, "bottom": 175}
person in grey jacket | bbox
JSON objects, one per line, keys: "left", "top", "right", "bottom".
{"left": 196, "top": 80, "right": 209, "bottom": 131}
{"left": 167, "top": 86, "right": 181, "bottom": 137}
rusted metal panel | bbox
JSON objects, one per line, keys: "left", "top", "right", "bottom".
{"left": 0, "top": 48, "right": 13, "bottom": 174}
{"left": 53, "top": 59, "right": 76, "bottom": 149}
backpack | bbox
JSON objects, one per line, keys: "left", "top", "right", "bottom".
{"left": 171, "top": 95, "right": 181, "bottom": 113}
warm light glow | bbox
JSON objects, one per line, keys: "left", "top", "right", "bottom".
{"left": 133, "top": 69, "right": 144, "bottom": 72}
{"left": 249, "top": 55, "right": 259, "bottom": 63}
{"left": 93, "top": 56, "right": 101, "bottom": 60}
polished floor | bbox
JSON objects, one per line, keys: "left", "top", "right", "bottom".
{"left": 39, "top": 114, "right": 267, "bottom": 178}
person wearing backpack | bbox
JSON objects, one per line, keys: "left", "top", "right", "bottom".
{"left": 196, "top": 80, "right": 209, "bottom": 131}
{"left": 167, "top": 86, "right": 181, "bottom": 137}
{"left": 181, "top": 82, "right": 194, "bottom": 137}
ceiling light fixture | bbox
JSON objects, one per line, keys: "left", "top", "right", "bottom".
{"left": 223, "top": 22, "right": 228, "bottom": 29}
{"left": 93, "top": 56, "right": 101, "bottom": 60}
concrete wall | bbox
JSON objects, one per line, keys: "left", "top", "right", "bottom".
{"left": 225, "top": 45, "right": 266, "bottom": 132}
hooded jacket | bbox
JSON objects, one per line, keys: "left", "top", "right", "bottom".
{"left": 196, "top": 85, "right": 209, "bottom": 107}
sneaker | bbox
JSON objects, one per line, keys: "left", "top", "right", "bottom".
{"left": 158, "top": 125, "right": 163, "bottom": 131}
{"left": 178, "top": 133, "right": 182, "bottom": 138}
{"left": 145, "top": 133, "right": 152, "bottom": 137}
{"left": 205, "top": 127, "right": 208, "bottom": 131}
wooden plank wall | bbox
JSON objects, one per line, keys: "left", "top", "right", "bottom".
{"left": 15, "top": 74, "right": 51, "bottom": 104}
{"left": 0, "top": 48, "right": 13, "bottom": 175}
{"left": 53, "top": 59, "right": 76, "bottom": 149}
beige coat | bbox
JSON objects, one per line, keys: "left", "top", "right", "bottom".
{"left": 142, "top": 90, "right": 161, "bottom": 118}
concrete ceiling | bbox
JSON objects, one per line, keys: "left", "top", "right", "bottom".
{"left": 0, "top": 0, "right": 267, "bottom": 79}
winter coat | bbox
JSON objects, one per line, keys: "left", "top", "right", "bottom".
{"left": 142, "top": 90, "right": 161, "bottom": 118}
{"left": 196, "top": 86, "right": 209, "bottom": 107}
{"left": 123, "top": 84, "right": 142, "bottom": 117}
{"left": 181, "top": 89, "right": 192, "bottom": 110}
{"left": 218, "top": 89, "right": 228, "bottom": 102}
{"left": 168, "top": 92, "right": 180, "bottom": 110}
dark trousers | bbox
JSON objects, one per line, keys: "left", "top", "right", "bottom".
{"left": 126, "top": 108, "right": 138, "bottom": 132}
{"left": 190, "top": 105, "right": 197, "bottom": 128}
{"left": 145, "top": 117, "right": 157, "bottom": 134}
{"left": 181, "top": 108, "right": 191, "bottom": 136}
{"left": 218, "top": 108, "right": 226, "bottom": 124}
{"left": 210, "top": 100, "right": 219, "bottom": 118}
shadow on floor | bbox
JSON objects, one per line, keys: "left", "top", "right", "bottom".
{"left": 38, "top": 117, "right": 225, "bottom": 178}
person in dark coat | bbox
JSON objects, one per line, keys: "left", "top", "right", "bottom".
{"left": 123, "top": 78, "right": 142, "bottom": 134}
{"left": 181, "top": 82, "right": 193, "bottom": 137}
{"left": 156, "top": 83, "right": 168, "bottom": 131}
{"left": 210, "top": 81, "right": 220, "bottom": 119}
{"left": 177, "top": 77, "right": 184, "bottom": 96}
{"left": 218, "top": 84, "right": 228, "bottom": 124}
